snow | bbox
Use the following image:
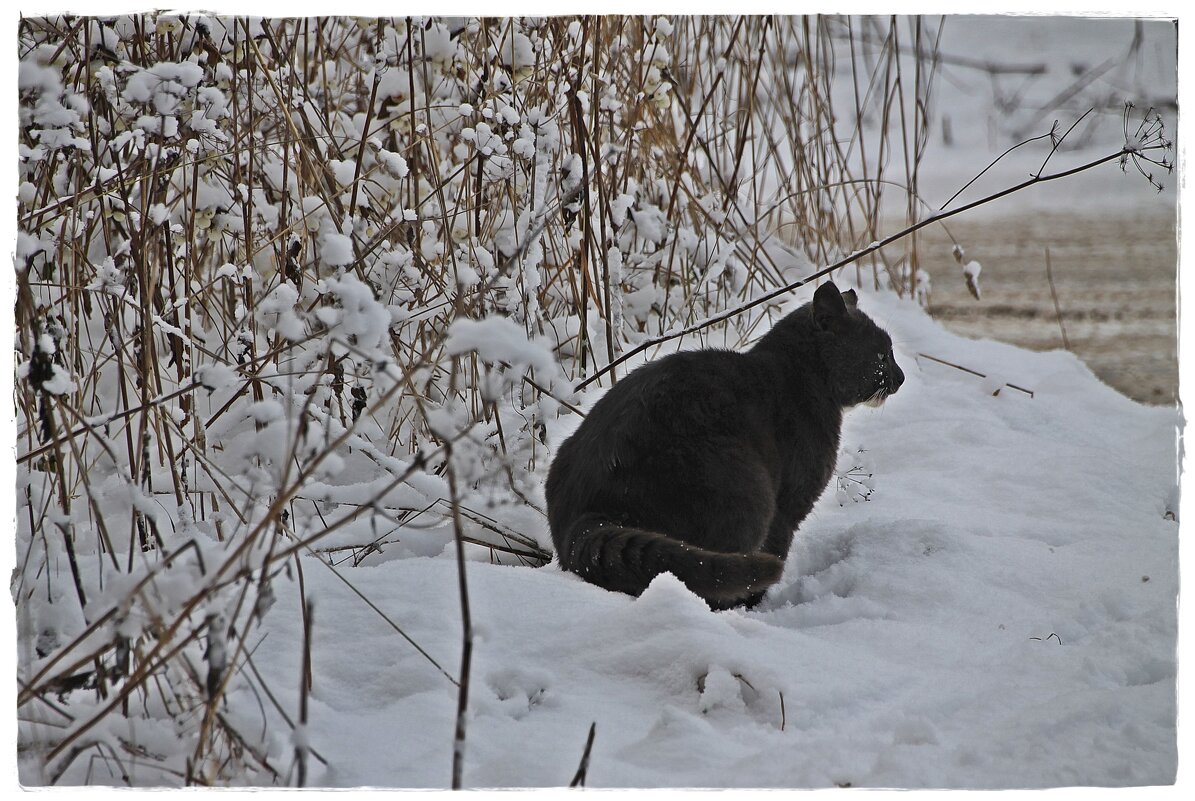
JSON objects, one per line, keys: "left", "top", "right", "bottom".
{"left": 444, "top": 317, "right": 558, "bottom": 375}
{"left": 195, "top": 364, "right": 238, "bottom": 393}
{"left": 328, "top": 159, "right": 358, "bottom": 188}
{"left": 244, "top": 288, "right": 1177, "bottom": 788}
{"left": 38, "top": 364, "right": 76, "bottom": 396}
{"left": 375, "top": 149, "right": 409, "bottom": 179}
{"left": 256, "top": 282, "right": 306, "bottom": 341}
{"left": 319, "top": 231, "right": 356, "bottom": 267}
{"left": 492, "top": 29, "right": 534, "bottom": 72}
{"left": 319, "top": 275, "right": 393, "bottom": 351}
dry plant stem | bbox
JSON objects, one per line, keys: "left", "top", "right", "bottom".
{"left": 658, "top": 18, "right": 746, "bottom": 323}
{"left": 1044, "top": 247, "right": 1071, "bottom": 350}
{"left": 53, "top": 398, "right": 133, "bottom": 570}
{"left": 915, "top": 352, "right": 1035, "bottom": 398}
{"left": 569, "top": 722, "right": 597, "bottom": 788}
{"left": 575, "top": 143, "right": 1148, "bottom": 392}
{"left": 295, "top": 596, "right": 313, "bottom": 788}
{"left": 445, "top": 445, "right": 473, "bottom": 790}
{"left": 45, "top": 624, "right": 207, "bottom": 766}
{"left": 1035, "top": 108, "right": 1095, "bottom": 178}
{"left": 18, "top": 536, "right": 210, "bottom": 705}
{"left": 331, "top": 498, "right": 548, "bottom": 564}
{"left": 193, "top": 565, "right": 276, "bottom": 773}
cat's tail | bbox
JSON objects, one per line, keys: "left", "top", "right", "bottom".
{"left": 555, "top": 516, "right": 784, "bottom": 607}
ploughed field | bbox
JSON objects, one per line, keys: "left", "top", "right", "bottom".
{"left": 914, "top": 209, "right": 1177, "bottom": 406}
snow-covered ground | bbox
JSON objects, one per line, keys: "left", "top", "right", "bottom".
{"left": 247, "top": 286, "right": 1178, "bottom": 788}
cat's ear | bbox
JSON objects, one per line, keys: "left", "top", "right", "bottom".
{"left": 841, "top": 289, "right": 858, "bottom": 308}
{"left": 813, "top": 281, "right": 848, "bottom": 329}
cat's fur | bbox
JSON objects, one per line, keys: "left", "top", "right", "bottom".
{"left": 545, "top": 282, "right": 904, "bottom": 609}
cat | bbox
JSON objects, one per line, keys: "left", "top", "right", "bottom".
{"left": 545, "top": 281, "right": 904, "bottom": 609}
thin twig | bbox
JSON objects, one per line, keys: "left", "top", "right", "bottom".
{"left": 569, "top": 722, "right": 598, "bottom": 788}
{"left": 446, "top": 443, "right": 473, "bottom": 791}
{"left": 295, "top": 597, "right": 313, "bottom": 788}
{"left": 1044, "top": 247, "right": 1070, "bottom": 351}
{"left": 915, "top": 352, "right": 1035, "bottom": 397}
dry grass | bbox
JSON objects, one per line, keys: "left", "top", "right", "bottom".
{"left": 15, "top": 13, "right": 948, "bottom": 786}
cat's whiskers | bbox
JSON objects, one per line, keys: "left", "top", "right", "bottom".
{"left": 863, "top": 387, "right": 888, "bottom": 408}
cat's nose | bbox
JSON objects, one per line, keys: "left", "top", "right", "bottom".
{"left": 888, "top": 360, "right": 905, "bottom": 394}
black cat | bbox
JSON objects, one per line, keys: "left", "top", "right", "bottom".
{"left": 545, "top": 281, "right": 904, "bottom": 609}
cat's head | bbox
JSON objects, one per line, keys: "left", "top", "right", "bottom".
{"left": 812, "top": 281, "right": 904, "bottom": 408}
